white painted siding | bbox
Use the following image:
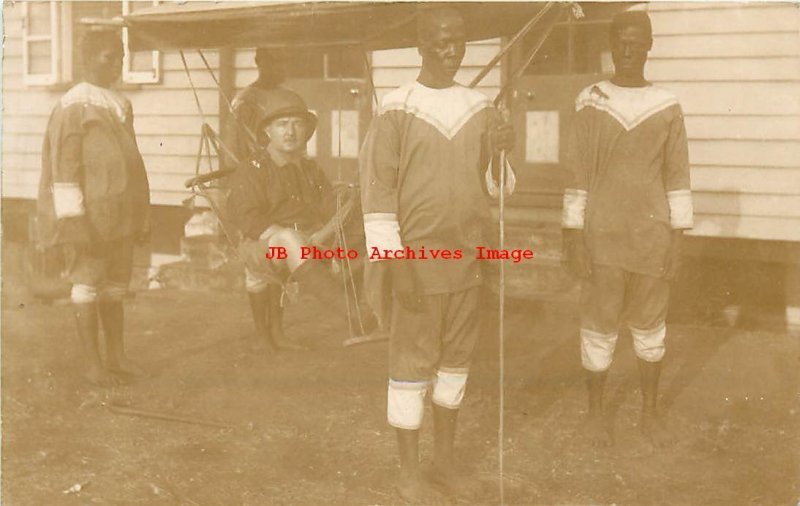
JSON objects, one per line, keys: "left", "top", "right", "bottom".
{"left": 647, "top": 2, "right": 800, "bottom": 241}
{"left": 1, "top": 2, "right": 219, "bottom": 207}
{"left": 370, "top": 38, "right": 502, "bottom": 104}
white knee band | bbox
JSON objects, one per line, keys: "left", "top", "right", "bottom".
{"left": 71, "top": 284, "right": 98, "bottom": 304}
{"left": 432, "top": 369, "right": 468, "bottom": 409}
{"left": 245, "top": 267, "right": 270, "bottom": 293}
{"left": 630, "top": 321, "right": 666, "bottom": 362}
{"left": 581, "top": 327, "right": 618, "bottom": 372}
{"left": 387, "top": 379, "right": 428, "bottom": 430}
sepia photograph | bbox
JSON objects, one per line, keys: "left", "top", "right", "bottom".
{"left": 1, "top": 1, "right": 798, "bottom": 504}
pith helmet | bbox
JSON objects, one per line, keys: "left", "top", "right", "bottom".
{"left": 257, "top": 88, "right": 317, "bottom": 140}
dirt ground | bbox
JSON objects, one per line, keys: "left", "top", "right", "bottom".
{"left": 2, "top": 263, "right": 799, "bottom": 505}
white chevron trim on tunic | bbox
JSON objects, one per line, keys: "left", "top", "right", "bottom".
{"left": 381, "top": 81, "right": 491, "bottom": 140}
{"left": 576, "top": 81, "right": 678, "bottom": 132}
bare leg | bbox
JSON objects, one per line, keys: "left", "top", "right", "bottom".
{"left": 246, "top": 290, "right": 271, "bottom": 353}
{"left": 396, "top": 428, "right": 445, "bottom": 504}
{"left": 429, "top": 404, "right": 480, "bottom": 498}
{"left": 100, "top": 299, "right": 146, "bottom": 380}
{"left": 586, "top": 369, "right": 612, "bottom": 447}
{"left": 75, "top": 303, "right": 121, "bottom": 387}
{"left": 637, "top": 358, "right": 672, "bottom": 448}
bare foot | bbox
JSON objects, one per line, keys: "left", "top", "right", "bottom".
{"left": 429, "top": 464, "right": 484, "bottom": 499}
{"left": 396, "top": 471, "right": 449, "bottom": 505}
{"left": 84, "top": 365, "right": 124, "bottom": 388}
{"left": 585, "top": 414, "right": 613, "bottom": 448}
{"left": 641, "top": 411, "right": 673, "bottom": 449}
{"left": 246, "top": 333, "right": 270, "bottom": 354}
{"left": 269, "top": 333, "right": 309, "bottom": 352}
{"left": 108, "top": 358, "right": 148, "bottom": 381}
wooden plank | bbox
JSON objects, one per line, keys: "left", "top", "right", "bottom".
{"left": 2, "top": 91, "right": 66, "bottom": 115}
{"left": 139, "top": 155, "right": 206, "bottom": 174}
{"left": 657, "top": 82, "right": 800, "bottom": 115}
{"left": 132, "top": 115, "right": 211, "bottom": 136}
{"left": 694, "top": 192, "right": 800, "bottom": 218}
{"left": 151, "top": 190, "right": 192, "bottom": 207}
{"left": 128, "top": 90, "right": 219, "bottom": 116}
{"left": 1, "top": 153, "right": 42, "bottom": 172}
{"left": 647, "top": 2, "right": 782, "bottom": 12}
{"left": 647, "top": 57, "right": 800, "bottom": 82}
{"left": 1, "top": 183, "right": 39, "bottom": 200}
{"left": 2, "top": 89, "right": 219, "bottom": 117}
{"left": 685, "top": 115, "right": 800, "bottom": 141}
{"left": 691, "top": 166, "right": 800, "bottom": 195}
{"left": 650, "top": 32, "right": 800, "bottom": 58}
{"left": 162, "top": 51, "right": 220, "bottom": 72}
{"left": 135, "top": 135, "right": 205, "bottom": 157}
{"left": 688, "top": 139, "right": 800, "bottom": 169}
{"left": 160, "top": 68, "right": 220, "bottom": 90}
{"left": 689, "top": 214, "right": 800, "bottom": 241}
{"left": 1, "top": 114, "right": 209, "bottom": 136}
{"left": 650, "top": 5, "right": 798, "bottom": 36}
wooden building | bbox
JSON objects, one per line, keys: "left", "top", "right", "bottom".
{"left": 2, "top": 1, "right": 799, "bottom": 326}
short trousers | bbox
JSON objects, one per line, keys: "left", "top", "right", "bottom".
{"left": 386, "top": 286, "right": 481, "bottom": 429}
{"left": 67, "top": 237, "right": 135, "bottom": 303}
{"left": 389, "top": 286, "right": 481, "bottom": 381}
{"left": 580, "top": 264, "right": 670, "bottom": 371}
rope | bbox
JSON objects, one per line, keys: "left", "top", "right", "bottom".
{"left": 180, "top": 50, "right": 207, "bottom": 125}
{"left": 468, "top": 1, "right": 554, "bottom": 89}
{"left": 196, "top": 50, "right": 258, "bottom": 146}
{"left": 498, "top": 150, "right": 507, "bottom": 506}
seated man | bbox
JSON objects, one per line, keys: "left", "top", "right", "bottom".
{"left": 228, "top": 88, "right": 373, "bottom": 351}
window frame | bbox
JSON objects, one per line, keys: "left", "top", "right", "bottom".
{"left": 121, "top": 0, "right": 161, "bottom": 84}
{"left": 22, "top": 1, "right": 61, "bottom": 86}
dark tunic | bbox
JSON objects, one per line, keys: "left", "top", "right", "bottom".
{"left": 228, "top": 151, "right": 335, "bottom": 240}
{"left": 37, "top": 82, "right": 150, "bottom": 246}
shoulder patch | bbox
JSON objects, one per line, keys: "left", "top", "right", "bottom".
{"left": 576, "top": 81, "right": 679, "bottom": 131}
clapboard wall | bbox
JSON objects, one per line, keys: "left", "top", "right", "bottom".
{"left": 647, "top": 2, "right": 800, "bottom": 242}
{"left": 1, "top": 2, "right": 218, "bottom": 207}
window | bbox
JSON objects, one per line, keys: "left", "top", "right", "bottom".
{"left": 285, "top": 47, "right": 365, "bottom": 80}
{"left": 122, "top": 0, "right": 160, "bottom": 84}
{"left": 523, "top": 18, "right": 613, "bottom": 76}
{"left": 22, "top": 1, "right": 60, "bottom": 85}
{"left": 22, "top": 1, "right": 161, "bottom": 86}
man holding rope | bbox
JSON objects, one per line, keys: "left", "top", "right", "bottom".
{"left": 561, "top": 10, "right": 692, "bottom": 448}
{"left": 359, "top": 7, "right": 514, "bottom": 502}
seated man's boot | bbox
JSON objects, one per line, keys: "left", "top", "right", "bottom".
{"left": 246, "top": 290, "right": 272, "bottom": 352}
{"left": 267, "top": 284, "right": 307, "bottom": 351}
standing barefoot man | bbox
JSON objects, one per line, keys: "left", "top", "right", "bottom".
{"left": 37, "top": 30, "right": 151, "bottom": 387}
{"left": 360, "top": 7, "right": 515, "bottom": 502}
{"left": 561, "top": 10, "right": 693, "bottom": 448}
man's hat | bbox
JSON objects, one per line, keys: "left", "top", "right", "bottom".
{"left": 257, "top": 88, "right": 317, "bottom": 140}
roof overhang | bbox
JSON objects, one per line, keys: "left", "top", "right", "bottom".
{"left": 121, "top": 1, "right": 554, "bottom": 51}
